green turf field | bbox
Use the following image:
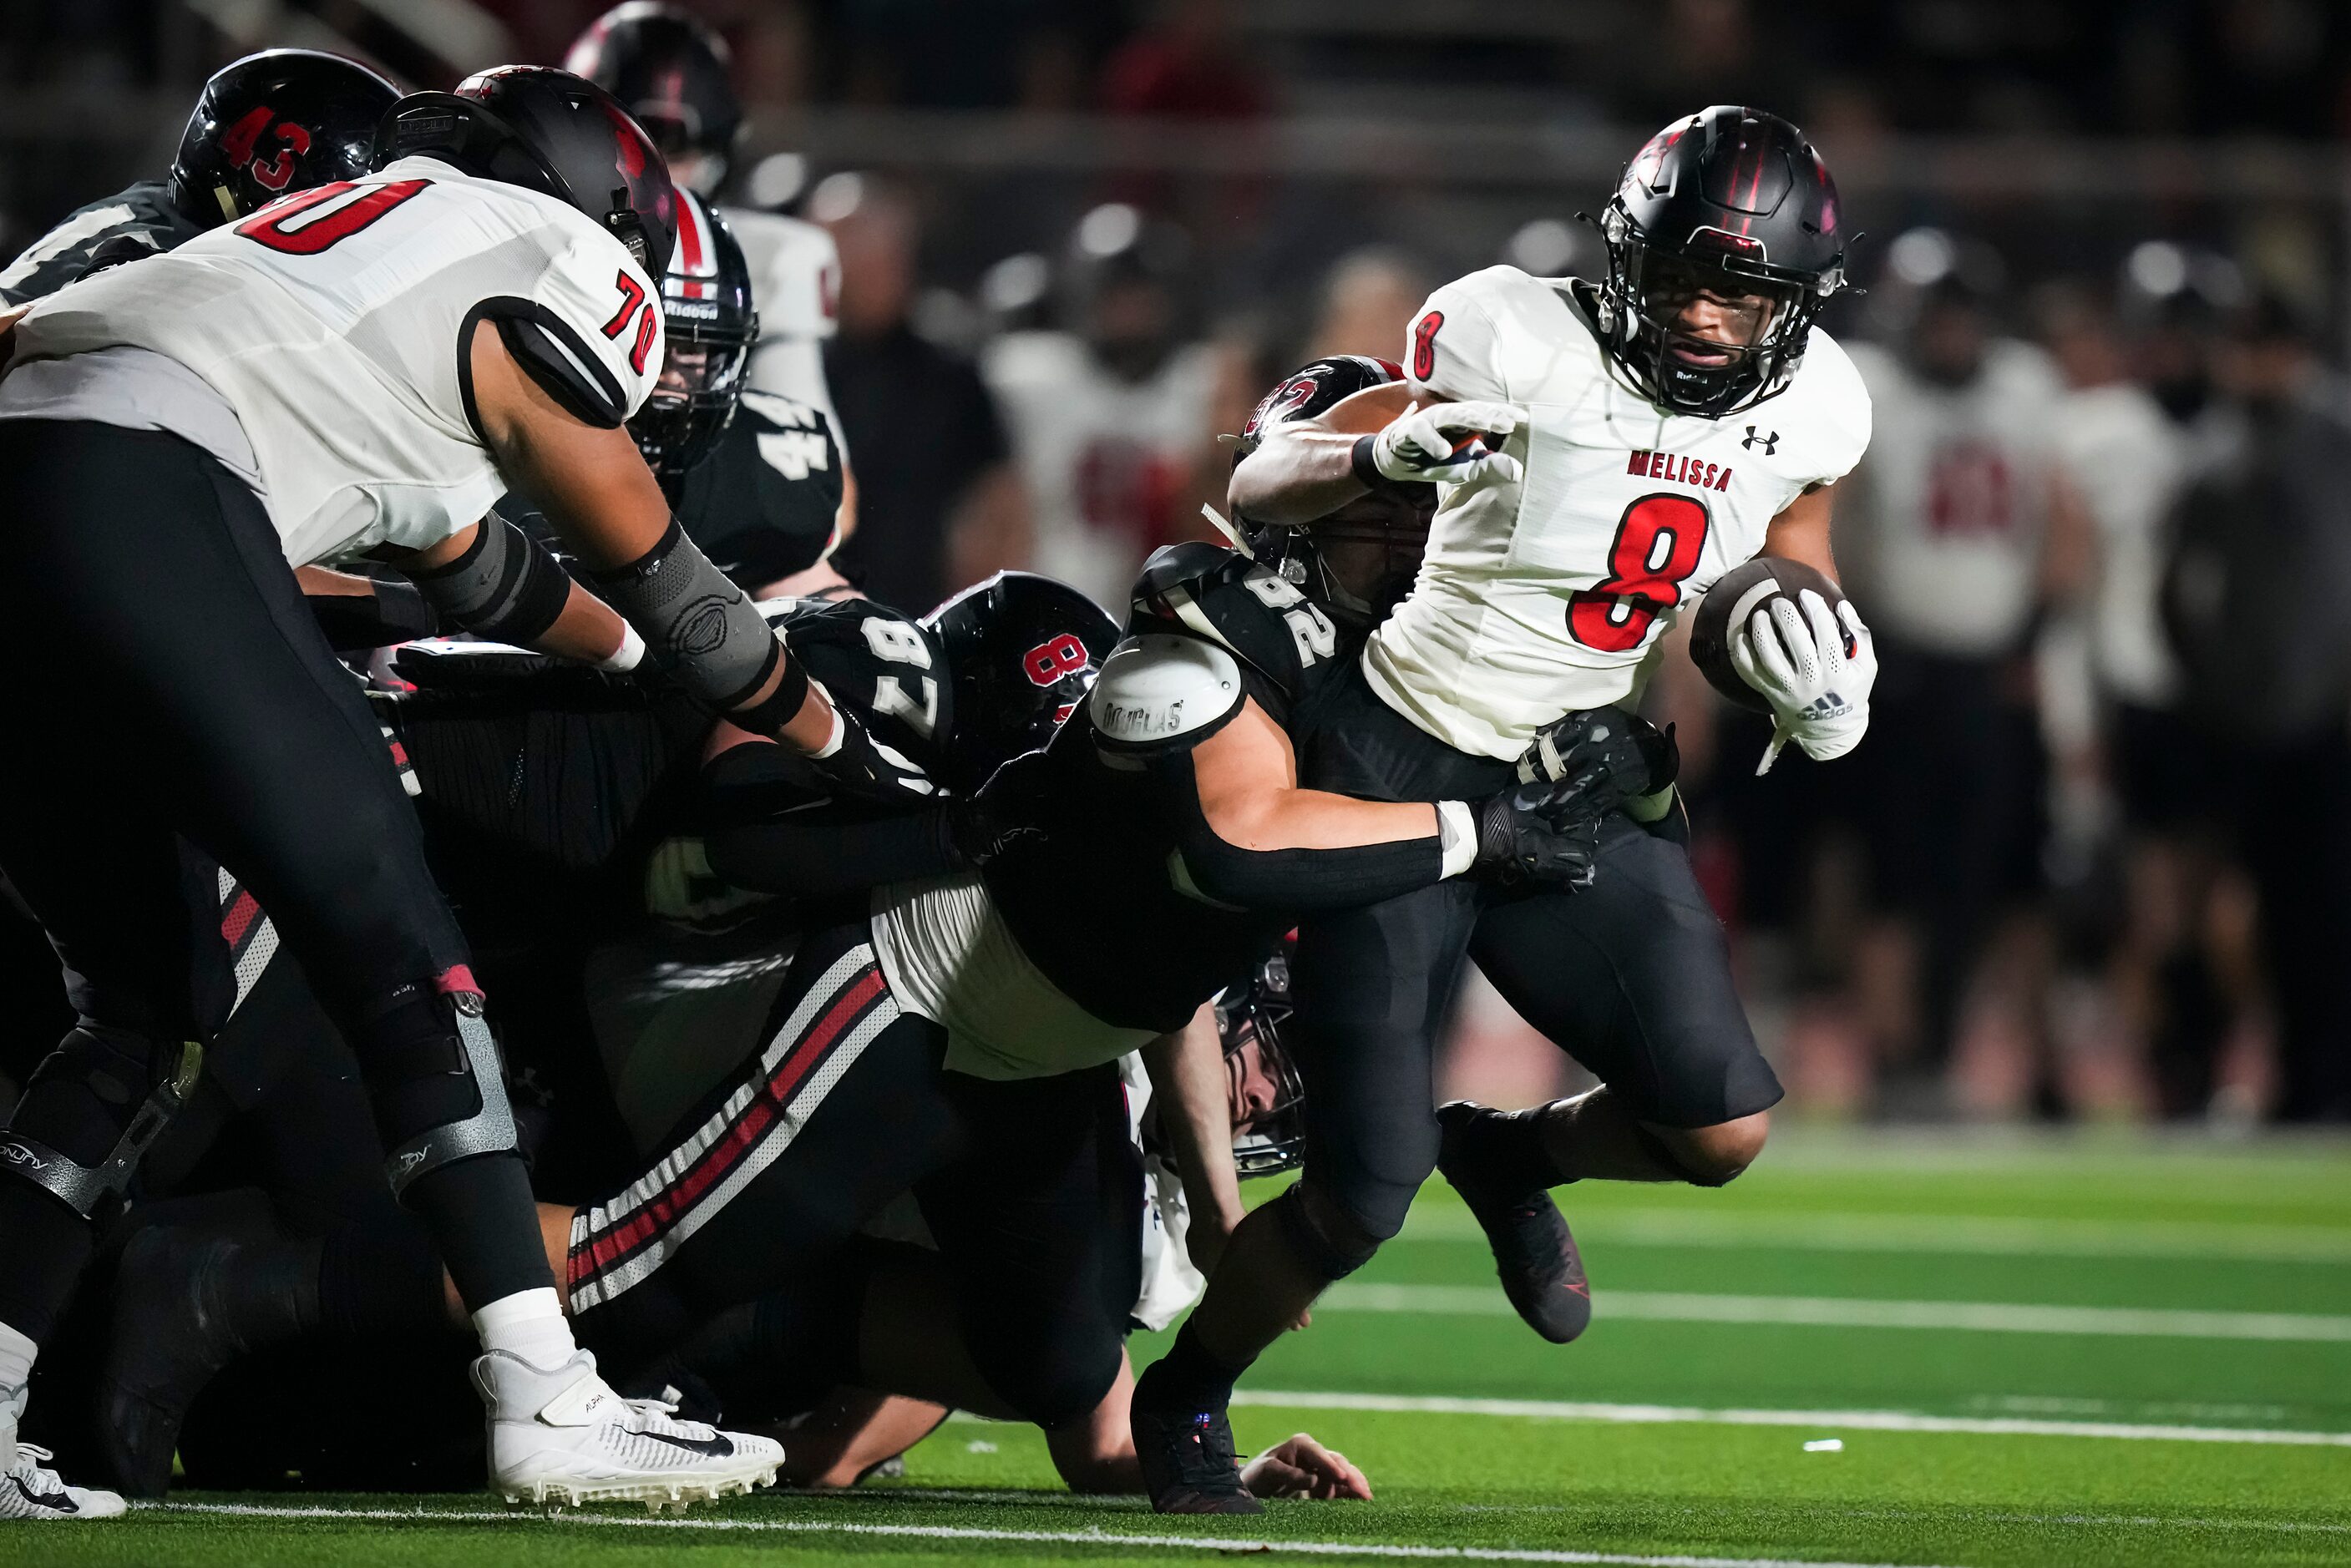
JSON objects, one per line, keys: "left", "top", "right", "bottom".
{"left": 19, "top": 1130, "right": 2351, "bottom": 1567}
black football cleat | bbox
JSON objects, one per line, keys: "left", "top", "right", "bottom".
{"left": 95, "top": 1226, "right": 253, "bottom": 1497}
{"left": 1129, "top": 1362, "right": 1263, "bottom": 1515}
{"left": 1436, "top": 1100, "right": 1591, "bottom": 1344}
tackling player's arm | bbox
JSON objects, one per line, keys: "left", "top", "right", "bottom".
{"left": 1140, "top": 1004, "right": 1246, "bottom": 1271}
{"left": 465, "top": 317, "right": 843, "bottom": 754}
{"left": 1110, "top": 670, "right": 1599, "bottom": 904}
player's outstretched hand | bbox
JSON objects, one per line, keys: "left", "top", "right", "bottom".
{"left": 1241, "top": 1434, "right": 1373, "bottom": 1501}
{"left": 1369, "top": 400, "right": 1524, "bottom": 486}
{"left": 1728, "top": 589, "right": 1877, "bottom": 773}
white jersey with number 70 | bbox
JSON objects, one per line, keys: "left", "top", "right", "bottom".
{"left": 1363, "top": 264, "right": 1872, "bottom": 759}
{"left": 8, "top": 155, "right": 663, "bottom": 569}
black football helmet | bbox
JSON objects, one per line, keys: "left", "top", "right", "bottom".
{"left": 565, "top": 3, "right": 741, "bottom": 196}
{"left": 631, "top": 191, "right": 757, "bottom": 477}
{"left": 168, "top": 49, "right": 402, "bottom": 227}
{"left": 920, "top": 573, "right": 1120, "bottom": 794}
{"left": 374, "top": 66, "right": 677, "bottom": 278}
{"left": 1229, "top": 356, "right": 1436, "bottom": 629}
{"left": 1214, "top": 943, "right": 1306, "bottom": 1180}
{"left": 1592, "top": 105, "right": 1849, "bottom": 417}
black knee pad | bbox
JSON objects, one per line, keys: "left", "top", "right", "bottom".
{"left": 0, "top": 1025, "right": 202, "bottom": 1219}
{"left": 1634, "top": 1122, "right": 1744, "bottom": 1188}
{"left": 1270, "top": 1183, "right": 1382, "bottom": 1282}
{"left": 345, "top": 972, "right": 517, "bottom": 1198}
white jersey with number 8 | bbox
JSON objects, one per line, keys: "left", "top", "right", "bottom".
{"left": 8, "top": 155, "right": 662, "bottom": 567}
{"left": 1364, "top": 265, "right": 1872, "bottom": 758}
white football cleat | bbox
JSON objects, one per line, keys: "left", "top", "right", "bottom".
{"left": 474, "top": 1349, "right": 783, "bottom": 1510}
{"left": 0, "top": 1388, "right": 126, "bottom": 1521}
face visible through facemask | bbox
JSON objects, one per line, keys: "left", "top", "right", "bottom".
{"left": 1640, "top": 252, "right": 1785, "bottom": 371}
{"left": 1224, "top": 1034, "right": 1282, "bottom": 1136}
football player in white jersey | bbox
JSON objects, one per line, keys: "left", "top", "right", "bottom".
{"left": 566, "top": 3, "right": 854, "bottom": 542}
{"left": 1129, "top": 107, "right": 1879, "bottom": 1513}
{"left": 984, "top": 204, "right": 1221, "bottom": 610}
{"left": 0, "top": 67, "right": 919, "bottom": 1513}
{"left": 1837, "top": 251, "right": 2069, "bottom": 1095}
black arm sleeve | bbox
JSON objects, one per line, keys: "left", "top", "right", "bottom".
{"left": 307, "top": 576, "right": 440, "bottom": 650}
{"left": 1157, "top": 751, "right": 1447, "bottom": 912}
{"left": 700, "top": 742, "right": 956, "bottom": 899}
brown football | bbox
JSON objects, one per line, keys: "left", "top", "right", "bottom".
{"left": 1687, "top": 556, "right": 1850, "bottom": 715}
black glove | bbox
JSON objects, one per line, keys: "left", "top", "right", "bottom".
{"left": 810, "top": 708, "right": 927, "bottom": 807}
{"left": 1468, "top": 781, "right": 1604, "bottom": 889}
{"left": 1517, "top": 707, "right": 1677, "bottom": 814}
{"left": 942, "top": 752, "right": 1055, "bottom": 870}
{"left": 941, "top": 794, "right": 1044, "bottom": 870}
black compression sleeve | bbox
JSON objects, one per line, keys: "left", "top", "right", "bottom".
{"left": 707, "top": 809, "right": 957, "bottom": 901}
{"left": 1159, "top": 752, "right": 1446, "bottom": 912}
{"left": 308, "top": 577, "right": 439, "bottom": 650}
{"left": 701, "top": 742, "right": 956, "bottom": 898}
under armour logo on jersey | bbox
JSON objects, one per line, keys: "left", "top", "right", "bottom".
{"left": 1743, "top": 426, "right": 1780, "bottom": 455}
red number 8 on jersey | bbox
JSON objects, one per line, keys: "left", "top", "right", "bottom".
{"left": 1023, "top": 635, "right": 1091, "bottom": 685}
{"left": 1568, "top": 493, "right": 1711, "bottom": 652}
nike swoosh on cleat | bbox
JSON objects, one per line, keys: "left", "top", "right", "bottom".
{"left": 13, "top": 1475, "right": 79, "bottom": 1513}
{"left": 638, "top": 1429, "right": 736, "bottom": 1459}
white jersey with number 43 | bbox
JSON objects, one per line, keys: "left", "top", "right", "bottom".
{"left": 8, "top": 155, "right": 662, "bottom": 567}
{"left": 1366, "top": 265, "right": 1872, "bottom": 758}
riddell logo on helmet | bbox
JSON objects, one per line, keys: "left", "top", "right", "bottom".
{"left": 1627, "top": 450, "right": 1733, "bottom": 492}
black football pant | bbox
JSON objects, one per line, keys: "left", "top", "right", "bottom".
{"left": 1287, "top": 661, "right": 1781, "bottom": 1247}
{"left": 566, "top": 918, "right": 1140, "bottom": 1429}
{"left": 0, "top": 421, "right": 545, "bottom": 1346}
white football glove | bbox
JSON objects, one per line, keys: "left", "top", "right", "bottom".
{"left": 1728, "top": 589, "right": 1877, "bottom": 774}
{"left": 1369, "top": 401, "right": 1523, "bottom": 486}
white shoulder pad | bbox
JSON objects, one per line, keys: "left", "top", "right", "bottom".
{"left": 1089, "top": 634, "right": 1244, "bottom": 755}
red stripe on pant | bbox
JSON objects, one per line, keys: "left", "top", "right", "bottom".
{"left": 579, "top": 964, "right": 886, "bottom": 1277}
{"left": 220, "top": 888, "right": 261, "bottom": 948}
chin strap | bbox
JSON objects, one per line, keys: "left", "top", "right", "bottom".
{"left": 1200, "top": 503, "right": 1254, "bottom": 558}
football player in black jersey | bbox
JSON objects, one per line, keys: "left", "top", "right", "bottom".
{"left": 528, "top": 528, "right": 1620, "bottom": 1464}
{"left": 0, "top": 50, "right": 399, "bottom": 306}
{"left": 1123, "top": 351, "right": 1780, "bottom": 1512}
{"left": 70, "top": 570, "right": 1114, "bottom": 1495}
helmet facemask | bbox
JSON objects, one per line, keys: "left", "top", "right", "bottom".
{"left": 1219, "top": 951, "right": 1307, "bottom": 1180}
{"left": 1597, "top": 204, "right": 1839, "bottom": 418}
{"left": 631, "top": 308, "right": 756, "bottom": 476}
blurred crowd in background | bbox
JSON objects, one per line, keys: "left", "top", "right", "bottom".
{"left": 7, "top": 0, "right": 2351, "bottom": 1125}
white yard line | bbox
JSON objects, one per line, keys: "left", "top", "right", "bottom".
{"left": 1232, "top": 1389, "right": 2351, "bottom": 1447}
{"left": 142, "top": 1502, "right": 1966, "bottom": 1567}
{"left": 1316, "top": 1282, "right": 2351, "bottom": 1342}
{"left": 1396, "top": 1208, "right": 2351, "bottom": 1265}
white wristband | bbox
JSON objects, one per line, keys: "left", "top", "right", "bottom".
{"left": 595, "top": 620, "right": 646, "bottom": 673}
{"left": 1436, "top": 800, "right": 1477, "bottom": 879}
{"left": 810, "top": 701, "right": 847, "bottom": 759}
